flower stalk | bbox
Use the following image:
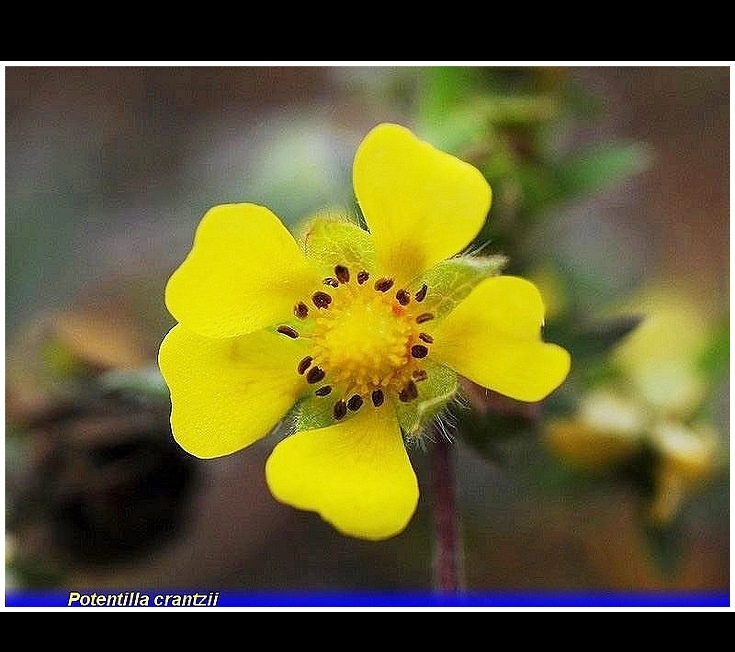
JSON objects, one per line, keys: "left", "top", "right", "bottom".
{"left": 431, "top": 428, "right": 463, "bottom": 593}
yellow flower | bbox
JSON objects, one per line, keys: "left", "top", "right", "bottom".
{"left": 158, "top": 123, "right": 570, "bottom": 540}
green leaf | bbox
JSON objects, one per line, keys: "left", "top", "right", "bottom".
{"left": 475, "top": 94, "right": 560, "bottom": 125}
{"left": 556, "top": 142, "right": 653, "bottom": 199}
{"left": 410, "top": 255, "right": 507, "bottom": 320}
{"left": 545, "top": 314, "right": 643, "bottom": 364}
{"left": 417, "top": 67, "right": 484, "bottom": 123}
{"left": 455, "top": 401, "right": 539, "bottom": 461}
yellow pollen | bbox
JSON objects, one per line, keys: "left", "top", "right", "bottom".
{"left": 309, "top": 280, "right": 420, "bottom": 396}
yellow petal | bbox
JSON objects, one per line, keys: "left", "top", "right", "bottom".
{"left": 166, "top": 203, "right": 319, "bottom": 338}
{"left": 353, "top": 123, "right": 491, "bottom": 285}
{"left": 432, "top": 276, "right": 570, "bottom": 402}
{"left": 158, "top": 325, "right": 308, "bottom": 458}
{"left": 265, "top": 405, "right": 419, "bottom": 540}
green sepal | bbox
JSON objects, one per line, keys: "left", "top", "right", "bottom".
{"left": 290, "top": 393, "right": 337, "bottom": 432}
{"left": 299, "top": 214, "right": 376, "bottom": 278}
{"left": 397, "top": 362, "right": 459, "bottom": 439}
{"left": 409, "top": 255, "right": 507, "bottom": 320}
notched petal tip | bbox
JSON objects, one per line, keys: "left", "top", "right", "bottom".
{"left": 264, "top": 407, "right": 419, "bottom": 540}
{"left": 165, "top": 203, "right": 318, "bottom": 339}
{"left": 353, "top": 123, "right": 492, "bottom": 284}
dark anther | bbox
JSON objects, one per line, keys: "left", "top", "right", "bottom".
{"left": 398, "top": 380, "right": 419, "bottom": 403}
{"left": 415, "top": 284, "right": 428, "bottom": 302}
{"left": 412, "top": 369, "right": 428, "bottom": 382}
{"left": 395, "top": 289, "right": 411, "bottom": 306}
{"left": 357, "top": 270, "right": 370, "bottom": 285}
{"left": 411, "top": 344, "right": 429, "bottom": 359}
{"left": 315, "top": 385, "right": 332, "bottom": 397}
{"left": 323, "top": 277, "right": 339, "bottom": 288}
{"left": 312, "top": 291, "right": 333, "bottom": 309}
{"left": 347, "top": 395, "right": 364, "bottom": 411}
{"left": 371, "top": 388, "right": 385, "bottom": 407}
{"left": 335, "top": 265, "right": 350, "bottom": 284}
{"left": 374, "top": 277, "right": 394, "bottom": 293}
{"left": 297, "top": 356, "right": 313, "bottom": 375}
{"left": 277, "top": 325, "right": 299, "bottom": 339}
{"left": 419, "top": 332, "right": 434, "bottom": 344}
{"left": 415, "top": 312, "right": 435, "bottom": 324}
{"left": 306, "top": 367, "right": 326, "bottom": 384}
{"left": 333, "top": 400, "right": 348, "bottom": 420}
{"left": 294, "top": 302, "right": 309, "bottom": 319}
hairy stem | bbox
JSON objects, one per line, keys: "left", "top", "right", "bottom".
{"left": 430, "top": 429, "right": 463, "bottom": 593}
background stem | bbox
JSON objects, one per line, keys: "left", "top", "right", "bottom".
{"left": 430, "top": 430, "right": 463, "bottom": 593}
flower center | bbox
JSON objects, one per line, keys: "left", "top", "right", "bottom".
{"left": 314, "top": 282, "right": 412, "bottom": 391}
{"left": 279, "top": 265, "right": 435, "bottom": 420}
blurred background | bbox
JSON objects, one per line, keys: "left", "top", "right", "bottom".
{"left": 5, "top": 65, "right": 729, "bottom": 595}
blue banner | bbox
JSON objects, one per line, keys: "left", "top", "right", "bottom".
{"left": 5, "top": 589, "right": 730, "bottom": 608}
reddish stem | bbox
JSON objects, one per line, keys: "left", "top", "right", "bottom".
{"left": 430, "top": 431, "right": 463, "bottom": 593}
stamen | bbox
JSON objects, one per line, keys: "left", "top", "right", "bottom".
{"left": 415, "top": 284, "right": 428, "bottom": 302}
{"left": 374, "top": 277, "right": 394, "bottom": 293}
{"left": 315, "top": 385, "right": 332, "bottom": 397}
{"left": 333, "top": 400, "right": 348, "bottom": 420}
{"left": 294, "top": 301, "right": 309, "bottom": 319}
{"left": 312, "top": 291, "right": 333, "bottom": 309}
{"left": 419, "top": 332, "right": 434, "bottom": 344}
{"left": 346, "top": 395, "right": 364, "bottom": 411}
{"left": 297, "top": 356, "right": 313, "bottom": 375}
{"left": 357, "top": 270, "right": 370, "bottom": 285}
{"left": 411, "top": 344, "right": 429, "bottom": 359}
{"left": 306, "top": 366, "right": 326, "bottom": 384}
{"left": 335, "top": 265, "right": 350, "bottom": 284}
{"left": 398, "top": 380, "right": 419, "bottom": 403}
{"left": 323, "top": 277, "right": 339, "bottom": 288}
{"left": 415, "top": 312, "right": 435, "bottom": 324}
{"left": 412, "top": 369, "right": 428, "bottom": 382}
{"left": 277, "top": 325, "right": 299, "bottom": 339}
{"left": 371, "top": 388, "right": 385, "bottom": 407}
{"left": 395, "top": 289, "right": 411, "bottom": 306}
